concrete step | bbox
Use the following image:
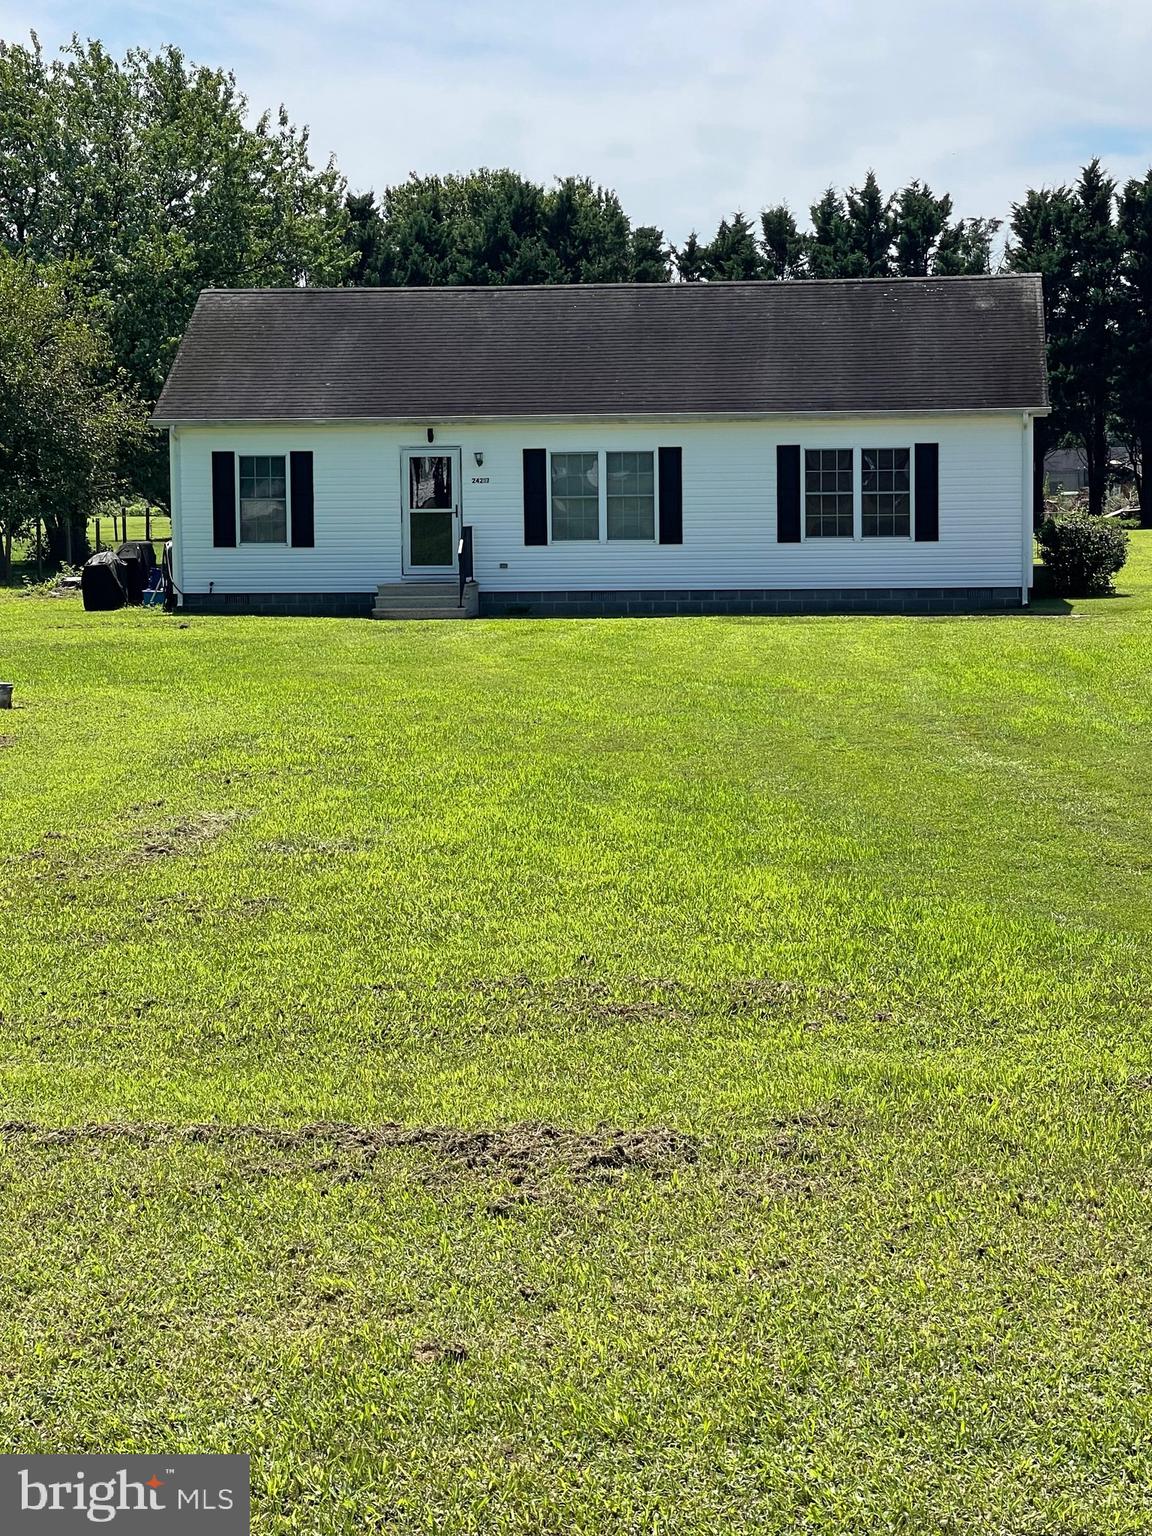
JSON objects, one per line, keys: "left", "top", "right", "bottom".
{"left": 376, "top": 591, "right": 464, "bottom": 605}
{"left": 376, "top": 581, "right": 458, "bottom": 596}
{"left": 372, "top": 580, "right": 478, "bottom": 619}
{"left": 372, "top": 605, "right": 476, "bottom": 620}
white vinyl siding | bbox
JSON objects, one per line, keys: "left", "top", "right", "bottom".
{"left": 172, "top": 414, "right": 1031, "bottom": 596}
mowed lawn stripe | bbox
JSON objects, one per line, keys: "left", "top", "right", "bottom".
{"left": 0, "top": 541, "right": 1150, "bottom": 1530}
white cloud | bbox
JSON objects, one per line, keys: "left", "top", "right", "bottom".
{"left": 8, "top": 0, "right": 1152, "bottom": 242}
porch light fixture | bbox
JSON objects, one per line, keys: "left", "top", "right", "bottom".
{"left": 426, "top": 427, "right": 435, "bottom": 443}
{"left": 474, "top": 451, "right": 484, "bottom": 467}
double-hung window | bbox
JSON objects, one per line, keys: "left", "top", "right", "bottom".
{"left": 861, "top": 448, "right": 911, "bottom": 537}
{"left": 803, "top": 447, "right": 912, "bottom": 539}
{"left": 239, "top": 455, "right": 288, "bottom": 544}
{"left": 550, "top": 450, "right": 656, "bottom": 542}
{"left": 804, "top": 450, "right": 854, "bottom": 538}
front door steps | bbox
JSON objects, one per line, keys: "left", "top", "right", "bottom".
{"left": 372, "top": 581, "right": 479, "bottom": 620}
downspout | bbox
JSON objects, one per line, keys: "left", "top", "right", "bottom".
{"left": 169, "top": 426, "right": 184, "bottom": 606}
{"left": 1021, "top": 412, "right": 1033, "bottom": 606}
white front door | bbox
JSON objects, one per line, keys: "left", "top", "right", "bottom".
{"left": 402, "top": 448, "right": 460, "bottom": 576}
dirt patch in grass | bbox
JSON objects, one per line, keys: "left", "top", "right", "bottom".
{"left": 464, "top": 974, "right": 813, "bottom": 1027}
{"left": 133, "top": 810, "right": 245, "bottom": 860}
{"left": 0, "top": 735, "right": 14, "bottom": 748}
{"left": 412, "top": 1340, "right": 468, "bottom": 1365}
{"left": 0, "top": 1118, "right": 699, "bottom": 1184}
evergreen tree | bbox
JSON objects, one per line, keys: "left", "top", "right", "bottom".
{"left": 544, "top": 176, "right": 632, "bottom": 282}
{"left": 703, "top": 212, "right": 763, "bottom": 279}
{"left": 1061, "top": 160, "right": 1121, "bottom": 516}
{"left": 1006, "top": 184, "right": 1078, "bottom": 521}
{"left": 933, "top": 217, "right": 1000, "bottom": 275}
{"left": 845, "top": 170, "right": 892, "bottom": 276}
{"left": 1116, "top": 170, "right": 1152, "bottom": 525}
{"left": 805, "top": 188, "right": 856, "bottom": 277}
{"left": 759, "top": 205, "right": 803, "bottom": 279}
{"left": 343, "top": 191, "right": 386, "bottom": 285}
{"left": 629, "top": 225, "right": 671, "bottom": 282}
{"left": 674, "top": 231, "right": 707, "bottom": 282}
{"left": 891, "top": 181, "right": 953, "bottom": 276}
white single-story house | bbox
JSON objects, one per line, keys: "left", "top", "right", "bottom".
{"left": 151, "top": 275, "right": 1048, "bottom": 617}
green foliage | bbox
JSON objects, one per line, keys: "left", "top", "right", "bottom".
{"left": 0, "top": 252, "right": 145, "bottom": 572}
{"left": 1037, "top": 508, "right": 1129, "bottom": 594}
{"left": 759, "top": 204, "right": 804, "bottom": 279}
{"left": 1115, "top": 171, "right": 1152, "bottom": 526}
{"left": 932, "top": 215, "right": 1000, "bottom": 274}
{"left": 3, "top": 536, "right": 1152, "bottom": 1528}
{"left": 628, "top": 225, "right": 670, "bottom": 282}
{"left": 845, "top": 170, "right": 892, "bottom": 275}
{"left": 346, "top": 170, "right": 660, "bottom": 287}
{"left": 701, "top": 211, "right": 763, "bottom": 280}
{"left": 673, "top": 230, "right": 706, "bottom": 282}
{"left": 1061, "top": 161, "right": 1122, "bottom": 515}
{"left": 0, "top": 31, "right": 350, "bottom": 500}
{"left": 805, "top": 187, "right": 857, "bottom": 277}
{"left": 891, "top": 180, "right": 952, "bottom": 275}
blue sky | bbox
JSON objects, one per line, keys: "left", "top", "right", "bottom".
{"left": 5, "top": 0, "right": 1152, "bottom": 244}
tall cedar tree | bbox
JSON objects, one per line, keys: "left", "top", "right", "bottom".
{"left": 933, "top": 217, "right": 1000, "bottom": 274}
{"left": 1006, "top": 185, "right": 1078, "bottom": 522}
{"left": 845, "top": 171, "right": 892, "bottom": 275}
{"left": 760, "top": 205, "right": 804, "bottom": 279}
{"left": 702, "top": 212, "right": 764, "bottom": 279}
{"left": 629, "top": 226, "right": 671, "bottom": 282}
{"left": 805, "top": 188, "right": 857, "bottom": 277}
{"left": 1062, "top": 161, "right": 1121, "bottom": 516}
{"left": 1116, "top": 172, "right": 1152, "bottom": 524}
{"left": 891, "top": 181, "right": 953, "bottom": 275}
{"left": 674, "top": 231, "right": 707, "bottom": 282}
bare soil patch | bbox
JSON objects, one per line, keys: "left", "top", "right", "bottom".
{"left": 0, "top": 1118, "right": 699, "bottom": 1183}
{"left": 133, "top": 810, "right": 245, "bottom": 860}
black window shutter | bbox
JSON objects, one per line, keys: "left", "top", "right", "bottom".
{"left": 914, "top": 443, "right": 939, "bottom": 541}
{"left": 658, "top": 447, "right": 683, "bottom": 544}
{"left": 290, "top": 451, "right": 314, "bottom": 547}
{"left": 776, "top": 445, "right": 801, "bottom": 542}
{"left": 211, "top": 451, "right": 236, "bottom": 547}
{"left": 523, "top": 448, "right": 547, "bottom": 545}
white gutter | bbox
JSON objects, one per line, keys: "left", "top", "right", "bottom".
{"left": 151, "top": 407, "right": 1053, "bottom": 428}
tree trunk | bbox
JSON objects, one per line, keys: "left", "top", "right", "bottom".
{"left": 1085, "top": 412, "right": 1110, "bottom": 516}
{"left": 0, "top": 529, "right": 11, "bottom": 584}
{"left": 44, "top": 513, "right": 90, "bottom": 569}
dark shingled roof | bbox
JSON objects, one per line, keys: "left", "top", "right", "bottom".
{"left": 152, "top": 275, "right": 1048, "bottom": 423}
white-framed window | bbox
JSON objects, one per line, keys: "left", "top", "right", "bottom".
{"left": 861, "top": 448, "right": 911, "bottom": 538}
{"left": 549, "top": 449, "right": 657, "bottom": 543}
{"left": 239, "top": 454, "right": 288, "bottom": 544}
{"left": 606, "top": 451, "right": 656, "bottom": 540}
{"left": 803, "top": 447, "right": 913, "bottom": 540}
{"left": 804, "top": 449, "right": 854, "bottom": 538}
{"left": 550, "top": 452, "right": 600, "bottom": 541}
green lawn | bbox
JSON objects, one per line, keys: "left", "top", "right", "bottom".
{"left": 2, "top": 545, "right": 1152, "bottom": 1533}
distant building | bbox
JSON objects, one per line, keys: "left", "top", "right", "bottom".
{"left": 1044, "top": 445, "right": 1131, "bottom": 493}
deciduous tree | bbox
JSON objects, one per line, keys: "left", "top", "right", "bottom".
{"left": 0, "top": 254, "right": 145, "bottom": 573}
